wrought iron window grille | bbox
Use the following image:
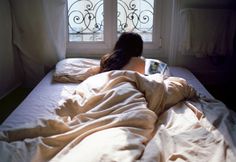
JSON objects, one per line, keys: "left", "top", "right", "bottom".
{"left": 68, "top": 0, "right": 154, "bottom": 41}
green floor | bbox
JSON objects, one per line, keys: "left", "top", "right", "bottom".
{"left": 0, "top": 87, "right": 32, "bottom": 124}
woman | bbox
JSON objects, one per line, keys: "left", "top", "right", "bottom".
{"left": 100, "top": 32, "right": 145, "bottom": 74}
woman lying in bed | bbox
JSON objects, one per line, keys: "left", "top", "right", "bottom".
{"left": 98, "top": 31, "right": 196, "bottom": 114}
{"left": 57, "top": 34, "right": 235, "bottom": 162}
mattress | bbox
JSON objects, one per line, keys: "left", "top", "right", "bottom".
{"left": 1, "top": 66, "right": 213, "bottom": 128}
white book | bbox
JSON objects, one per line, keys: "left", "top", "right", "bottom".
{"left": 144, "top": 59, "right": 167, "bottom": 75}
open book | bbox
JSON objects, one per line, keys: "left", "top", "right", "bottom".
{"left": 144, "top": 59, "right": 167, "bottom": 75}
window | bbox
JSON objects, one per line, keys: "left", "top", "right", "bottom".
{"left": 67, "top": 0, "right": 162, "bottom": 56}
{"left": 68, "top": 0, "right": 104, "bottom": 42}
{"left": 117, "top": 0, "right": 154, "bottom": 42}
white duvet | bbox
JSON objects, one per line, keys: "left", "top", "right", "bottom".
{"left": 0, "top": 70, "right": 235, "bottom": 162}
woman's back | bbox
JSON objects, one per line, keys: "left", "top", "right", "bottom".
{"left": 122, "top": 57, "right": 145, "bottom": 74}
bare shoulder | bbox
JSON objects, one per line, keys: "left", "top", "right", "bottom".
{"left": 122, "top": 57, "right": 145, "bottom": 74}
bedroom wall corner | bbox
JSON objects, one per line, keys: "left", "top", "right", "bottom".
{"left": 0, "top": 0, "right": 23, "bottom": 99}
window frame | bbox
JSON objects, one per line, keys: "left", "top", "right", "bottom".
{"left": 66, "top": 0, "right": 162, "bottom": 57}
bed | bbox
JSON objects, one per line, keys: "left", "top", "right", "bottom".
{"left": 0, "top": 58, "right": 235, "bottom": 162}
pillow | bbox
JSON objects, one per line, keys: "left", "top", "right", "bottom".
{"left": 53, "top": 57, "right": 170, "bottom": 83}
{"left": 53, "top": 58, "right": 100, "bottom": 83}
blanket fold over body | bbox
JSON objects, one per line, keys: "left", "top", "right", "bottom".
{"left": 0, "top": 70, "right": 235, "bottom": 162}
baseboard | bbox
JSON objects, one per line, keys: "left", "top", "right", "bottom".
{"left": 0, "top": 82, "right": 22, "bottom": 100}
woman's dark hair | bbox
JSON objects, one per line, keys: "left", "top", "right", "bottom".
{"left": 100, "top": 32, "right": 143, "bottom": 72}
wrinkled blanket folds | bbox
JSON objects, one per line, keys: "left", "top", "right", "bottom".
{"left": 0, "top": 70, "right": 235, "bottom": 162}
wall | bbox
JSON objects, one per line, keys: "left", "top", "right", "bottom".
{"left": 0, "top": 0, "right": 23, "bottom": 99}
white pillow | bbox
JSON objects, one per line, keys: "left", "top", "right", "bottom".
{"left": 53, "top": 57, "right": 170, "bottom": 83}
{"left": 53, "top": 58, "right": 100, "bottom": 83}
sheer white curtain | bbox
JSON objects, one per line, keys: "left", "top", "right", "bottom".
{"left": 178, "top": 9, "right": 235, "bottom": 57}
{"left": 10, "top": 0, "right": 67, "bottom": 87}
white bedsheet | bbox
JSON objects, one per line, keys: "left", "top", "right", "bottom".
{"left": 2, "top": 67, "right": 213, "bottom": 128}
{"left": 1, "top": 71, "right": 78, "bottom": 128}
